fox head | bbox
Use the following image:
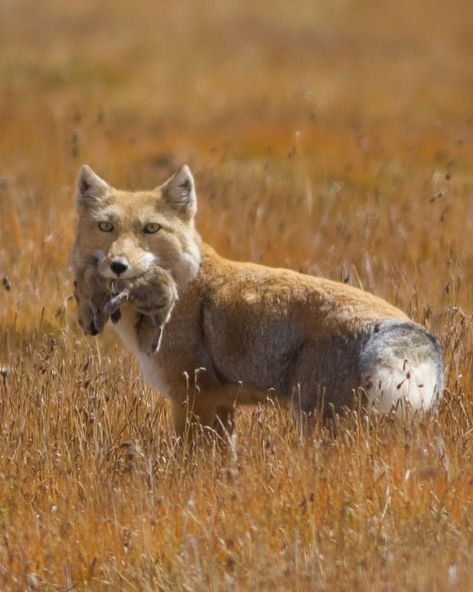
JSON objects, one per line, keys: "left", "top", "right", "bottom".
{"left": 72, "top": 165, "right": 202, "bottom": 289}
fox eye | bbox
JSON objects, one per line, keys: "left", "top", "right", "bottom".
{"left": 98, "top": 221, "right": 113, "bottom": 232}
{"left": 143, "top": 222, "right": 161, "bottom": 234}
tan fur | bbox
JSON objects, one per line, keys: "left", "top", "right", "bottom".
{"left": 72, "top": 165, "right": 440, "bottom": 436}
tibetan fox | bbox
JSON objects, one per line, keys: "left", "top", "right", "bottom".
{"left": 71, "top": 164, "right": 444, "bottom": 435}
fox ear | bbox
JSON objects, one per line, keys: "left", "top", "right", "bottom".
{"left": 77, "top": 165, "right": 110, "bottom": 207}
{"left": 161, "top": 165, "right": 197, "bottom": 218}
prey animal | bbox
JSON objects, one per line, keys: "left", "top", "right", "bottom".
{"left": 73, "top": 258, "right": 178, "bottom": 354}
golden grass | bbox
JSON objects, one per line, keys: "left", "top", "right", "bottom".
{"left": 1, "top": 0, "right": 473, "bottom": 589}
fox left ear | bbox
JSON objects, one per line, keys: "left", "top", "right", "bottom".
{"left": 161, "top": 165, "right": 197, "bottom": 218}
{"left": 76, "top": 165, "right": 110, "bottom": 207}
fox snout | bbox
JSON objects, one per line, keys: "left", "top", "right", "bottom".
{"left": 110, "top": 259, "right": 129, "bottom": 277}
{"left": 99, "top": 255, "right": 135, "bottom": 279}
{"left": 98, "top": 249, "right": 157, "bottom": 280}
{"left": 96, "top": 235, "right": 158, "bottom": 280}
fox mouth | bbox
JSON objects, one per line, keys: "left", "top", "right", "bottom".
{"left": 100, "top": 266, "right": 138, "bottom": 280}
{"left": 96, "top": 251, "right": 158, "bottom": 280}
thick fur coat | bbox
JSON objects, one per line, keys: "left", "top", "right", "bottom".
{"left": 72, "top": 165, "right": 444, "bottom": 434}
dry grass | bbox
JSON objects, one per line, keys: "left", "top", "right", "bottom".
{"left": 0, "top": 0, "right": 473, "bottom": 589}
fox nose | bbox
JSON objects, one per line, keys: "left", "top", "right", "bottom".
{"left": 110, "top": 259, "right": 128, "bottom": 276}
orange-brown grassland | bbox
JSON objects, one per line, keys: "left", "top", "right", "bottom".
{"left": 0, "top": 0, "right": 472, "bottom": 590}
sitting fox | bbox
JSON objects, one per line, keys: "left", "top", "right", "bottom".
{"left": 73, "top": 257, "right": 177, "bottom": 354}
{"left": 71, "top": 164, "right": 444, "bottom": 435}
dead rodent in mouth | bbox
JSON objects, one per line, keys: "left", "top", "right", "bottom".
{"left": 73, "top": 261, "right": 178, "bottom": 353}
{"left": 105, "top": 265, "right": 178, "bottom": 353}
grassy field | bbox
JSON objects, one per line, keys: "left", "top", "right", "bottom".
{"left": 0, "top": 0, "right": 473, "bottom": 589}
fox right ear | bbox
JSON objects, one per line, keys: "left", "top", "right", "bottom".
{"left": 160, "top": 165, "right": 197, "bottom": 218}
{"left": 77, "top": 165, "right": 109, "bottom": 206}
